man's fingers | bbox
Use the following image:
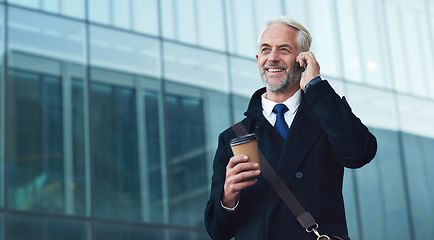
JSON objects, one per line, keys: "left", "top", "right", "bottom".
{"left": 226, "top": 177, "right": 258, "bottom": 194}
{"left": 227, "top": 155, "right": 249, "bottom": 169}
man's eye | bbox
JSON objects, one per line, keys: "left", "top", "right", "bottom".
{"left": 261, "top": 48, "right": 270, "bottom": 53}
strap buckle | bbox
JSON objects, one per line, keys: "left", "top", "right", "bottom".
{"left": 306, "top": 224, "right": 330, "bottom": 240}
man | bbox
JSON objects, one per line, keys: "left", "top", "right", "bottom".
{"left": 204, "top": 16, "right": 377, "bottom": 240}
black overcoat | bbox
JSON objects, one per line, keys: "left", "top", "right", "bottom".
{"left": 205, "top": 80, "right": 377, "bottom": 240}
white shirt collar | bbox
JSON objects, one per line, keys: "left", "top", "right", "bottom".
{"left": 261, "top": 89, "right": 302, "bottom": 117}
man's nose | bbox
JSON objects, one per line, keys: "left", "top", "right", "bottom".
{"left": 268, "top": 48, "right": 280, "bottom": 62}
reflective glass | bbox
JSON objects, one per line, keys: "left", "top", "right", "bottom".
{"left": 336, "top": 0, "right": 363, "bottom": 82}
{"left": 355, "top": 151, "right": 386, "bottom": 239}
{"left": 417, "top": 14, "right": 434, "bottom": 98}
{"left": 89, "top": 25, "right": 160, "bottom": 78}
{"left": 354, "top": 0, "right": 389, "bottom": 87}
{"left": 88, "top": 0, "right": 110, "bottom": 24}
{"left": 0, "top": 4, "right": 4, "bottom": 209}
{"left": 113, "top": 0, "right": 131, "bottom": 29}
{"left": 5, "top": 68, "right": 86, "bottom": 215}
{"left": 284, "top": 0, "right": 308, "bottom": 28}
{"left": 397, "top": 94, "right": 434, "bottom": 138}
{"left": 431, "top": 2, "right": 434, "bottom": 97}
{"left": 161, "top": 0, "right": 196, "bottom": 44}
{"left": 90, "top": 77, "right": 141, "bottom": 221}
{"left": 308, "top": 0, "right": 340, "bottom": 78}
{"left": 163, "top": 41, "right": 228, "bottom": 92}
{"left": 401, "top": 7, "right": 429, "bottom": 97}
{"left": 342, "top": 169, "right": 360, "bottom": 240}
{"left": 369, "top": 129, "right": 411, "bottom": 239}
{"left": 254, "top": 0, "right": 283, "bottom": 36}
{"left": 8, "top": 7, "right": 86, "bottom": 64}
{"left": 141, "top": 89, "right": 165, "bottom": 223}
{"left": 197, "top": 0, "right": 226, "bottom": 50}
{"left": 7, "top": 6, "right": 87, "bottom": 215}
{"left": 232, "top": 95, "right": 250, "bottom": 123}
{"left": 172, "top": 229, "right": 210, "bottom": 240}
{"left": 132, "top": 0, "right": 159, "bottom": 35}
{"left": 94, "top": 221, "right": 168, "bottom": 240}
{"left": 346, "top": 83, "right": 398, "bottom": 131}
{"left": 165, "top": 83, "right": 208, "bottom": 227}
{"left": 0, "top": 212, "right": 3, "bottom": 240}
{"left": 8, "top": 0, "right": 84, "bottom": 18}
{"left": 402, "top": 133, "right": 434, "bottom": 239}
{"left": 202, "top": 90, "right": 231, "bottom": 177}
{"left": 385, "top": 3, "right": 410, "bottom": 93}
{"left": 7, "top": 212, "right": 90, "bottom": 240}
{"left": 229, "top": 56, "right": 262, "bottom": 97}
{"left": 7, "top": 0, "right": 38, "bottom": 8}
{"left": 225, "top": 0, "right": 257, "bottom": 56}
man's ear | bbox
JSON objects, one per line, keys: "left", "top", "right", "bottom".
{"left": 256, "top": 54, "right": 259, "bottom": 60}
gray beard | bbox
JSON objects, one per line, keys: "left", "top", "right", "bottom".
{"left": 260, "top": 65, "right": 301, "bottom": 93}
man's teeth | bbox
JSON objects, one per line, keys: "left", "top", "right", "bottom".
{"left": 268, "top": 68, "right": 284, "bottom": 72}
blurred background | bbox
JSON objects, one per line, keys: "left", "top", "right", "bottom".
{"left": 0, "top": 0, "right": 433, "bottom": 239}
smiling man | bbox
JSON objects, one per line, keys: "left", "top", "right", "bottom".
{"left": 205, "top": 16, "right": 377, "bottom": 240}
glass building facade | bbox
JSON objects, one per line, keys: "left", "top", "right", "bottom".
{"left": 0, "top": 0, "right": 434, "bottom": 239}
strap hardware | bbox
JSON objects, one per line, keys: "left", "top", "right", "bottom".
{"left": 306, "top": 224, "right": 330, "bottom": 240}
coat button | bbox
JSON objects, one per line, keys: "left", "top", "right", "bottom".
{"left": 295, "top": 172, "right": 303, "bottom": 179}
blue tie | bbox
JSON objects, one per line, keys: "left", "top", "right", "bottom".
{"left": 273, "top": 103, "right": 289, "bottom": 139}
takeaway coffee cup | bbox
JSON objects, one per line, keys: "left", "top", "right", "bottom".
{"left": 229, "top": 133, "right": 260, "bottom": 170}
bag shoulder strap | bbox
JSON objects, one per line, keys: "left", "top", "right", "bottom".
{"left": 231, "top": 121, "right": 317, "bottom": 231}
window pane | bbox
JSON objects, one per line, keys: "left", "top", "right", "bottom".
{"left": 397, "top": 94, "right": 434, "bottom": 138}
{"left": 308, "top": 0, "right": 340, "bottom": 78}
{"left": 336, "top": 0, "right": 363, "bottom": 82}
{"left": 142, "top": 89, "right": 166, "bottom": 224}
{"left": 132, "top": 0, "right": 159, "bottom": 35}
{"left": 90, "top": 25, "right": 160, "bottom": 78}
{"left": 7, "top": 0, "right": 38, "bottom": 9}
{"left": 91, "top": 79, "right": 141, "bottom": 221}
{"left": 197, "top": 0, "right": 225, "bottom": 50}
{"left": 355, "top": 151, "right": 386, "bottom": 238}
{"left": 0, "top": 4, "right": 4, "bottom": 209}
{"left": 8, "top": 0, "right": 84, "bottom": 18}
{"left": 254, "top": 0, "right": 283, "bottom": 38}
{"left": 161, "top": 0, "right": 197, "bottom": 45}
{"left": 6, "top": 70, "right": 65, "bottom": 213}
{"left": 163, "top": 41, "right": 228, "bottom": 92}
{"left": 113, "top": 0, "right": 131, "bottom": 29}
{"left": 88, "top": 0, "right": 110, "bottom": 24}
{"left": 172, "top": 229, "right": 210, "bottom": 240}
{"left": 401, "top": 7, "right": 429, "bottom": 97}
{"left": 402, "top": 133, "right": 434, "bottom": 239}
{"left": 354, "top": 0, "right": 389, "bottom": 87}
{"left": 71, "top": 78, "right": 87, "bottom": 215}
{"left": 346, "top": 83, "right": 399, "bottom": 131}
{"left": 225, "top": 0, "right": 256, "bottom": 56}
{"left": 94, "top": 221, "right": 167, "bottom": 240}
{"left": 165, "top": 85, "right": 208, "bottom": 227}
{"left": 370, "top": 129, "right": 411, "bottom": 239}
{"left": 0, "top": 212, "right": 3, "bottom": 240}
{"left": 385, "top": 3, "right": 409, "bottom": 93}
{"left": 229, "top": 57, "right": 262, "bottom": 97}
{"left": 5, "top": 67, "right": 87, "bottom": 215}
{"left": 7, "top": 212, "right": 90, "bottom": 240}
{"left": 284, "top": 0, "right": 308, "bottom": 28}
{"left": 62, "top": 0, "right": 85, "bottom": 19}
{"left": 8, "top": 7, "right": 86, "bottom": 64}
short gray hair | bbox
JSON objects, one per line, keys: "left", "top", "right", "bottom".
{"left": 258, "top": 16, "right": 312, "bottom": 53}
